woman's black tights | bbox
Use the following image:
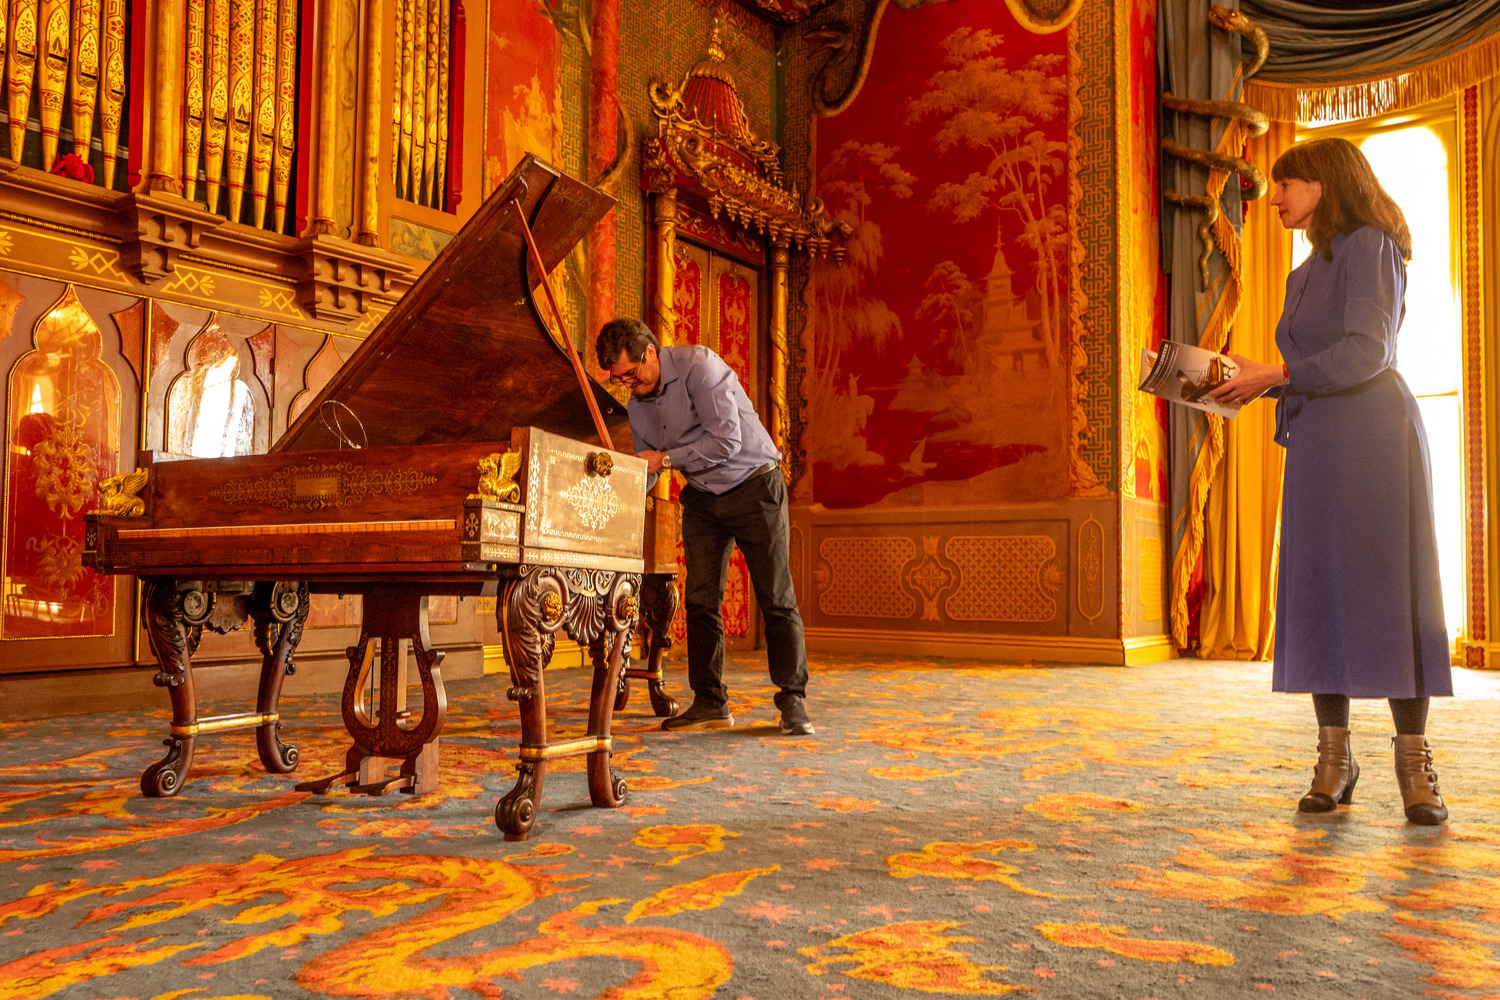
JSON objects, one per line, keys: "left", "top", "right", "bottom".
{"left": 1312, "top": 694, "right": 1428, "bottom": 735}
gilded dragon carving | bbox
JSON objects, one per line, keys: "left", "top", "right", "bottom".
{"left": 473, "top": 448, "right": 524, "bottom": 503}
{"left": 98, "top": 467, "right": 149, "bottom": 517}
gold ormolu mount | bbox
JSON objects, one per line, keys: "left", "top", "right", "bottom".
{"left": 97, "top": 468, "right": 150, "bottom": 517}
{"left": 472, "top": 449, "right": 523, "bottom": 503}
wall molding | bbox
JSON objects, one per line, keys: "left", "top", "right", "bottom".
{"left": 805, "top": 626, "right": 1174, "bottom": 666}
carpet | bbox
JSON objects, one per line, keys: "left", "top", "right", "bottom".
{"left": 4, "top": 651, "right": 1500, "bottom": 999}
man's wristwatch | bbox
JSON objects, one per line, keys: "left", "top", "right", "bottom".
{"left": 660, "top": 452, "right": 673, "bottom": 470}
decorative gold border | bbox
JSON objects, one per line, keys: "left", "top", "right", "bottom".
{"left": 1071, "top": 0, "right": 1114, "bottom": 496}
{"left": 0, "top": 231, "right": 392, "bottom": 339}
{"left": 1460, "top": 85, "right": 1487, "bottom": 656}
{"left": 119, "top": 518, "right": 457, "bottom": 539}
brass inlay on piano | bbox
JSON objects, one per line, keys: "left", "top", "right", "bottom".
{"left": 560, "top": 474, "right": 621, "bottom": 531}
{"left": 208, "top": 460, "right": 439, "bottom": 510}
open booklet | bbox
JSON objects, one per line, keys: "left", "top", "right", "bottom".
{"left": 1138, "top": 341, "right": 1242, "bottom": 418}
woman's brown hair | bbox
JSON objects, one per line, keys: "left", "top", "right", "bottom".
{"left": 1271, "top": 137, "right": 1413, "bottom": 262}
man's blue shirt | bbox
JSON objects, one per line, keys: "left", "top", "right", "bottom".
{"left": 627, "top": 344, "right": 780, "bottom": 495}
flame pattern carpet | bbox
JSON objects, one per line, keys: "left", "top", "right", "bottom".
{"left": 5, "top": 652, "right": 1500, "bottom": 1000}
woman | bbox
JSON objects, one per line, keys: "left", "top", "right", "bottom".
{"left": 1210, "top": 137, "right": 1451, "bottom": 825}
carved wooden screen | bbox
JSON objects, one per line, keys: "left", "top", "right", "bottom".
{"left": 667, "top": 238, "right": 763, "bottom": 646}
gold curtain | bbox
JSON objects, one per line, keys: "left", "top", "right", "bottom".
{"left": 1197, "top": 121, "right": 1295, "bottom": 660}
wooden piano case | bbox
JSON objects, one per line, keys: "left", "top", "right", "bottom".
{"left": 83, "top": 156, "right": 680, "bottom": 840}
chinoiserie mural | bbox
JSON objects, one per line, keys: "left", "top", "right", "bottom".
{"left": 0, "top": 0, "right": 1188, "bottom": 696}
{"left": 1124, "top": 0, "right": 1168, "bottom": 507}
{"left": 807, "top": 3, "right": 1071, "bottom": 510}
{"left": 784, "top": 0, "right": 1167, "bottom": 663}
{"left": 484, "top": 0, "right": 563, "bottom": 193}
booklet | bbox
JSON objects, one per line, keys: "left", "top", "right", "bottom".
{"left": 1137, "top": 341, "right": 1241, "bottom": 418}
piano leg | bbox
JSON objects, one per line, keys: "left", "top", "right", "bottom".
{"left": 587, "top": 630, "right": 630, "bottom": 809}
{"left": 495, "top": 567, "right": 560, "bottom": 841}
{"left": 296, "top": 589, "right": 448, "bottom": 796}
{"left": 616, "top": 572, "right": 681, "bottom": 718}
{"left": 250, "top": 582, "right": 309, "bottom": 775}
{"left": 494, "top": 568, "right": 641, "bottom": 839}
{"left": 139, "top": 578, "right": 200, "bottom": 797}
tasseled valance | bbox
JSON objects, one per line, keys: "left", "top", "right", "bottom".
{"left": 1239, "top": 0, "right": 1500, "bottom": 122}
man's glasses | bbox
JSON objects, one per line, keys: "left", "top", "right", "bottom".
{"left": 607, "top": 364, "right": 644, "bottom": 386}
{"left": 605, "top": 348, "right": 652, "bottom": 386}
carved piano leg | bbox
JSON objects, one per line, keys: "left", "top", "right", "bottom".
{"left": 139, "top": 578, "right": 199, "bottom": 797}
{"left": 616, "top": 572, "right": 680, "bottom": 717}
{"left": 250, "top": 582, "right": 309, "bottom": 775}
{"left": 495, "top": 567, "right": 562, "bottom": 841}
{"left": 588, "top": 629, "right": 630, "bottom": 809}
{"left": 588, "top": 573, "right": 641, "bottom": 807}
{"left": 494, "top": 568, "right": 642, "bottom": 838}
{"left": 296, "top": 589, "right": 447, "bottom": 796}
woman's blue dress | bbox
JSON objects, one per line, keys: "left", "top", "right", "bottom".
{"left": 1271, "top": 226, "right": 1451, "bottom": 698}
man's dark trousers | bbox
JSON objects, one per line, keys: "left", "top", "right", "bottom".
{"left": 679, "top": 464, "right": 808, "bottom": 711}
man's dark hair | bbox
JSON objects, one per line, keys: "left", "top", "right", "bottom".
{"left": 595, "top": 318, "right": 659, "bottom": 368}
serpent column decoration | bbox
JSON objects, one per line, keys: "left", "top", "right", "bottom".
{"left": 1161, "top": 4, "right": 1270, "bottom": 290}
{"left": 1159, "top": 4, "right": 1272, "bottom": 649}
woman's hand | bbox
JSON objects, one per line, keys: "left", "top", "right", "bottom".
{"left": 1209, "top": 353, "right": 1285, "bottom": 405}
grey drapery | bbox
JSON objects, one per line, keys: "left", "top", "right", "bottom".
{"left": 1239, "top": 0, "right": 1500, "bottom": 120}
{"left": 1158, "top": 0, "right": 1246, "bottom": 649}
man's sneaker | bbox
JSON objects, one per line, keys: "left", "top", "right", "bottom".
{"left": 779, "top": 698, "right": 815, "bottom": 736}
{"left": 661, "top": 700, "right": 734, "bottom": 732}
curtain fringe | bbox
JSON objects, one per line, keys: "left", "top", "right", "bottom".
{"left": 1245, "top": 30, "right": 1500, "bottom": 123}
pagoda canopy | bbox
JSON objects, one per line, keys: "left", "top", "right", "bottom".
{"left": 645, "top": 27, "right": 848, "bottom": 260}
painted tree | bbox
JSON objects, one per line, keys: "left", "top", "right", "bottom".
{"left": 812, "top": 140, "right": 914, "bottom": 400}
{"left": 916, "top": 259, "right": 983, "bottom": 367}
{"left": 907, "top": 28, "right": 1068, "bottom": 367}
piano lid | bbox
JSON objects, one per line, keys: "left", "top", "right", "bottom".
{"left": 274, "top": 155, "right": 629, "bottom": 454}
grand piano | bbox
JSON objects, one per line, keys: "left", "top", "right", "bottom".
{"left": 83, "top": 155, "right": 680, "bottom": 840}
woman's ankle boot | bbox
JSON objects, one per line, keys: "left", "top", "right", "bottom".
{"left": 1299, "top": 726, "right": 1358, "bottom": 812}
{"left": 1393, "top": 735, "right": 1448, "bottom": 825}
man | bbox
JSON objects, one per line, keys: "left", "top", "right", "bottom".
{"left": 596, "top": 318, "right": 813, "bottom": 736}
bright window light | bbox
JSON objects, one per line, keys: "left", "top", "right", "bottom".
{"left": 1359, "top": 127, "right": 1463, "bottom": 642}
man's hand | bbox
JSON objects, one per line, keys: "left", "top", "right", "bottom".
{"left": 1209, "top": 353, "right": 1285, "bottom": 406}
{"left": 638, "top": 450, "right": 667, "bottom": 475}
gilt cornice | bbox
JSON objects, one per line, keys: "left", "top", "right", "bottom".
{"left": 0, "top": 161, "right": 415, "bottom": 331}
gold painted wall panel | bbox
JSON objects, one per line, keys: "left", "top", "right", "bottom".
{"left": 943, "top": 535, "right": 1058, "bottom": 624}
{"left": 794, "top": 499, "right": 1116, "bottom": 642}
{"left": 816, "top": 536, "right": 917, "bottom": 619}
{"left": 1138, "top": 535, "right": 1163, "bottom": 624}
